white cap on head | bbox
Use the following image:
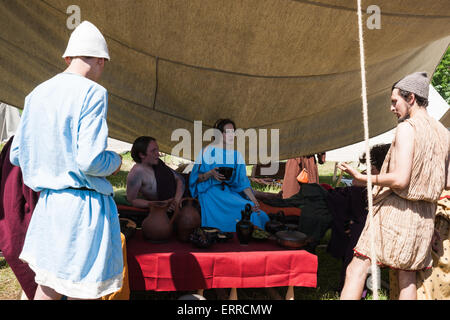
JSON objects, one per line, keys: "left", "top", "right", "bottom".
{"left": 62, "top": 21, "right": 110, "bottom": 61}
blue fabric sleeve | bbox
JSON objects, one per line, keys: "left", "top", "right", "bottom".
{"left": 189, "top": 148, "right": 219, "bottom": 197}
{"left": 76, "top": 89, "right": 121, "bottom": 177}
{"left": 229, "top": 151, "right": 251, "bottom": 193}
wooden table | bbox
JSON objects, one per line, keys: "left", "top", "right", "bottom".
{"left": 126, "top": 230, "right": 318, "bottom": 299}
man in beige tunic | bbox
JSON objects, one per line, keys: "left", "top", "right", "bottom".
{"left": 338, "top": 72, "right": 450, "bottom": 300}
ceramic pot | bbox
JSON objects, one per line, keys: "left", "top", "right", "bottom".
{"left": 175, "top": 197, "right": 201, "bottom": 242}
{"left": 217, "top": 167, "right": 233, "bottom": 180}
{"left": 142, "top": 200, "right": 178, "bottom": 243}
{"left": 275, "top": 225, "right": 309, "bottom": 249}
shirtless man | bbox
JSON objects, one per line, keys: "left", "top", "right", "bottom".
{"left": 126, "top": 136, "right": 184, "bottom": 211}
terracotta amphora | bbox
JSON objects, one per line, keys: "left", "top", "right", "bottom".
{"left": 142, "top": 200, "right": 178, "bottom": 243}
{"left": 175, "top": 197, "right": 201, "bottom": 242}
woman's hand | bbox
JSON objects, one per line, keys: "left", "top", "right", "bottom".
{"left": 208, "top": 168, "right": 226, "bottom": 182}
{"left": 197, "top": 168, "right": 225, "bottom": 182}
{"left": 251, "top": 201, "right": 261, "bottom": 215}
{"left": 242, "top": 188, "right": 261, "bottom": 215}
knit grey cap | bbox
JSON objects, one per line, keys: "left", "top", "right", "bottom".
{"left": 393, "top": 71, "right": 429, "bottom": 99}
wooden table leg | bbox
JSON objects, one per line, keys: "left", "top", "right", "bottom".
{"left": 285, "top": 286, "right": 294, "bottom": 300}
{"left": 229, "top": 288, "right": 238, "bottom": 300}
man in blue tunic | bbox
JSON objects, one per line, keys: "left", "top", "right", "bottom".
{"left": 10, "top": 21, "right": 123, "bottom": 299}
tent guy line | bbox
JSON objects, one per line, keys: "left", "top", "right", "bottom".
{"left": 356, "top": 0, "right": 378, "bottom": 300}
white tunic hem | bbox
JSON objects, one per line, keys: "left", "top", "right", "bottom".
{"left": 20, "top": 253, "right": 123, "bottom": 299}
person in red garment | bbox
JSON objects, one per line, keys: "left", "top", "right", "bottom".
{"left": 281, "top": 153, "right": 326, "bottom": 199}
{"left": 0, "top": 137, "right": 39, "bottom": 299}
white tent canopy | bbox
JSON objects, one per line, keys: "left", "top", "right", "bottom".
{"left": 0, "top": 103, "right": 20, "bottom": 143}
{"left": 326, "top": 85, "right": 450, "bottom": 162}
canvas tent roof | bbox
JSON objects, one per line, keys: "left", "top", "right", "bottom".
{"left": 441, "top": 109, "right": 450, "bottom": 128}
{"left": 0, "top": 1, "right": 449, "bottom": 161}
{"left": 326, "top": 85, "right": 450, "bottom": 162}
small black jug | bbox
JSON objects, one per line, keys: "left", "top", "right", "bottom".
{"left": 236, "top": 203, "right": 254, "bottom": 245}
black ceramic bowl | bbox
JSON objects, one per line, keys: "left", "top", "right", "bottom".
{"left": 190, "top": 227, "right": 220, "bottom": 248}
{"left": 218, "top": 167, "right": 233, "bottom": 180}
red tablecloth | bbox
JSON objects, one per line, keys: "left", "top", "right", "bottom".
{"left": 127, "top": 230, "right": 317, "bottom": 291}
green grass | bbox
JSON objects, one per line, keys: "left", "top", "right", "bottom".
{"left": 0, "top": 258, "right": 22, "bottom": 300}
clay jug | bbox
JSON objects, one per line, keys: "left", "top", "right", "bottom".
{"left": 142, "top": 200, "right": 178, "bottom": 243}
{"left": 175, "top": 197, "right": 201, "bottom": 242}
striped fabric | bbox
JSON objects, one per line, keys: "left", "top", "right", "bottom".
{"left": 390, "top": 191, "right": 450, "bottom": 300}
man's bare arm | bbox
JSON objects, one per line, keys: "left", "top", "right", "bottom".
{"left": 339, "top": 122, "right": 414, "bottom": 189}
{"left": 126, "top": 167, "right": 151, "bottom": 208}
{"left": 173, "top": 172, "right": 185, "bottom": 201}
{"left": 165, "top": 171, "right": 185, "bottom": 211}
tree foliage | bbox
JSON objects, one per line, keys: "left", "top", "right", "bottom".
{"left": 432, "top": 46, "right": 450, "bottom": 104}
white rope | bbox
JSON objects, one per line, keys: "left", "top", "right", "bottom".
{"left": 356, "top": 0, "right": 379, "bottom": 299}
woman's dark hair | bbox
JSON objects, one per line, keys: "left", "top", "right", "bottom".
{"left": 359, "top": 143, "right": 391, "bottom": 172}
{"left": 213, "top": 118, "right": 236, "bottom": 133}
{"left": 131, "top": 136, "right": 156, "bottom": 163}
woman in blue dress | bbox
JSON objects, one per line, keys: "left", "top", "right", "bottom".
{"left": 189, "top": 119, "right": 269, "bottom": 232}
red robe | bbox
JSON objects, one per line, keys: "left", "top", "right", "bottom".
{"left": 0, "top": 137, "right": 39, "bottom": 299}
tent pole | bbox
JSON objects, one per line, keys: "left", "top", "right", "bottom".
{"left": 332, "top": 162, "right": 338, "bottom": 183}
